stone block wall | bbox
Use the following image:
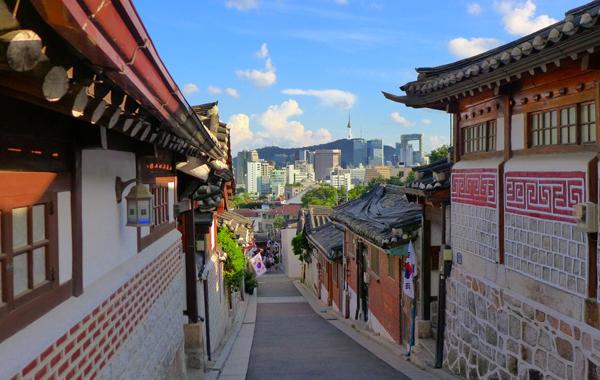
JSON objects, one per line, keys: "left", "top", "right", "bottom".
{"left": 504, "top": 214, "right": 587, "bottom": 297}
{"left": 10, "top": 240, "right": 185, "bottom": 380}
{"left": 452, "top": 203, "right": 499, "bottom": 262}
{"left": 444, "top": 267, "right": 600, "bottom": 380}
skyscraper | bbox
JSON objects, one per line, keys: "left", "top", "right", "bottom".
{"left": 314, "top": 149, "right": 341, "bottom": 181}
{"left": 367, "top": 139, "right": 384, "bottom": 167}
{"left": 246, "top": 161, "right": 261, "bottom": 194}
{"left": 236, "top": 150, "right": 258, "bottom": 188}
{"left": 353, "top": 139, "right": 367, "bottom": 168}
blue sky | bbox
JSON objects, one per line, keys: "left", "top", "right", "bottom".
{"left": 134, "top": 0, "right": 581, "bottom": 155}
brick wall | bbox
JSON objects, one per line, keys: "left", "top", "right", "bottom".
{"left": 331, "top": 262, "right": 342, "bottom": 311}
{"left": 505, "top": 214, "right": 587, "bottom": 296}
{"left": 10, "top": 240, "right": 184, "bottom": 380}
{"left": 452, "top": 203, "right": 499, "bottom": 262}
{"left": 444, "top": 267, "right": 600, "bottom": 380}
{"left": 367, "top": 247, "right": 401, "bottom": 343}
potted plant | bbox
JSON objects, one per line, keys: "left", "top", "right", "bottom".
{"left": 244, "top": 270, "right": 258, "bottom": 295}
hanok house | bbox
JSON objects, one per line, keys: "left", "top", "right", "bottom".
{"left": 384, "top": 1, "right": 600, "bottom": 378}
{"left": 400, "top": 156, "right": 453, "bottom": 367}
{"left": 306, "top": 221, "right": 344, "bottom": 311}
{"left": 330, "top": 184, "right": 421, "bottom": 344}
{"left": 176, "top": 102, "right": 238, "bottom": 369}
{"left": 0, "top": 1, "right": 227, "bottom": 379}
{"left": 297, "top": 205, "right": 334, "bottom": 295}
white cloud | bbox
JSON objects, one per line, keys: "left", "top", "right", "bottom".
{"left": 494, "top": 0, "right": 558, "bottom": 36}
{"left": 255, "top": 43, "right": 268, "bottom": 58}
{"left": 391, "top": 112, "right": 416, "bottom": 127}
{"left": 237, "top": 44, "right": 277, "bottom": 88}
{"left": 182, "top": 83, "right": 199, "bottom": 96}
{"left": 333, "top": 0, "right": 348, "bottom": 3}
{"left": 422, "top": 119, "right": 432, "bottom": 125}
{"left": 428, "top": 135, "right": 450, "bottom": 151}
{"left": 207, "top": 86, "right": 222, "bottom": 94}
{"left": 226, "top": 0, "right": 259, "bottom": 11}
{"left": 229, "top": 100, "right": 332, "bottom": 152}
{"left": 467, "top": 3, "right": 483, "bottom": 15}
{"left": 281, "top": 89, "right": 356, "bottom": 109}
{"left": 228, "top": 114, "right": 254, "bottom": 151}
{"left": 448, "top": 37, "right": 503, "bottom": 59}
{"left": 226, "top": 88, "right": 241, "bottom": 98}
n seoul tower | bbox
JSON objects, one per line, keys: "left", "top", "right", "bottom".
{"left": 347, "top": 112, "right": 353, "bottom": 139}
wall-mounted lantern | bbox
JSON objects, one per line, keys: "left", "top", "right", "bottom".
{"left": 115, "top": 176, "right": 154, "bottom": 227}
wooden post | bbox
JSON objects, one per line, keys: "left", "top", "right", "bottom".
{"left": 0, "top": 30, "right": 42, "bottom": 72}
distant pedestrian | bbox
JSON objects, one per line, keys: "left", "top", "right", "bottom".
{"left": 270, "top": 256, "right": 276, "bottom": 272}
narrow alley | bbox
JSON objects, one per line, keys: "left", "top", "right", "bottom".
{"left": 210, "top": 271, "right": 458, "bottom": 380}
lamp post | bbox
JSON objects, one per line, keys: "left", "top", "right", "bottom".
{"left": 115, "top": 176, "right": 154, "bottom": 227}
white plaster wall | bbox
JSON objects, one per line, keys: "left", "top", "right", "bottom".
{"left": 0, "top": 230, "right": 182, "bottom": 380}
{"left": 431, "top": 221, "right": 442, "bottom": 247}
{"left": 81, "top": 150, "right": 137, "bottom": 288}
{"left": 57, "top": 191, "right": 73, "bottom": 284}
{"left": 504, "top": 152, "right": 597, "bottom": 172}
{"left": 369, "top": 311, "right": 394, "bottom": 343}
{"left": 347, "top": 287, "right": 357, "bottom": 320}
{"left": 281, "top": 228, "right": 302, "bottom": 278}
{"left": 511, "top": 113, "right": 525, "bottom": 150}
{"left": 168, "top": 182, "right": 175, "bottom": 222}
{"left": 496, "top": 116, "right": 505, "bottom": 151}
{"left": 321, "top": 283, "right": 329, "bottom": 303}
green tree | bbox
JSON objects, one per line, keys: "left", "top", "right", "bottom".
{"left": 367, "top": 175, "right": 386, "bottom": 190}
{"left": 348, "top": 185, "right": 368, "bottom": 199}
{"left": 405, "top": 170, "right": 416, "bottom": 183}
{"left": 259, "top": 194, "right": 268, "bottom": 200}
{"left": 232, "top": 196, "right": 245, "bottom": 207}
{"left": 301, "top": 186, "right": 337, "bottom": 207}
{"left": 236, "top": 186, "right": 245, "bottom": 194}
{"left": 291, "top": 232, "right": 311, "bottom": 262}
{"left": 273, "top": 215, "right": 285, "bottom": 229}
{"left": 217, "top": 228, "right": 246, "bottom": 291}
{"left": 430, "top": 144, "right": 450, "bottom": 163}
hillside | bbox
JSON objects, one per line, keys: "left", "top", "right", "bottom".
{"left": 234, "top": 139, "right": 397, "bottom": 169}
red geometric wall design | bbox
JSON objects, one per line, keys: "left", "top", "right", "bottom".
{"left": 451, "top": 168, "right": 497, "bottom": 208}
{"left": 505, "top": 171, "right": 586, "bottom": 223}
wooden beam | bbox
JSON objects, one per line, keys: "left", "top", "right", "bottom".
{"left": 0, "top": 29, "right": 42, "bottom": 71}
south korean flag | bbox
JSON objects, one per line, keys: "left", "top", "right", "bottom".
{"left": 403, "top": 241, "right": 417, "bottom": 299}
{"left": 250, "top": 253, "right": 267, "bottom": 277}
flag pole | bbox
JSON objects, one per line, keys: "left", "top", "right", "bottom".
{"left": 408, "top": 298, "right": 416, "bottom": 356}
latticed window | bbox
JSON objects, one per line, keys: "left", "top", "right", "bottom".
{"left": 152, "top": 185, "right": 169, "bottom": 227}
{"left": 0, "top": 194, "right": 58, "bottom": 314}
{"left": 530, "top": 102, "right": 596, "bottom": 146}
{"left": 462, "top": 121, "right": 496, "bottom": 154}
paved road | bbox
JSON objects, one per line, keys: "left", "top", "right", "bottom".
{"left": 246, "top": 272, "right": 411, "bottom": 380}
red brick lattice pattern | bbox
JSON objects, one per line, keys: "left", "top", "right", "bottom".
{"left": 11, "top": 240, "right": 183, "bottom": 380}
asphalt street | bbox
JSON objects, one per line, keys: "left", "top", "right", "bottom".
{"left": 246, "top": 272, "right": 412, "bottom": 380}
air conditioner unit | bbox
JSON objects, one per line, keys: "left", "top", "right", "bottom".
{"left": 363, "top": 272, "right": 371, "bottom": 284}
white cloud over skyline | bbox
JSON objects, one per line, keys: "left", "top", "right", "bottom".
{"left": 237, "top": 44, "right": 277, "bottom": 88}
{"left": 391, "top": 112, "right": 415, "bottom": 127}
{"left": 281, "top": 89, "right": 356, "bottom": 109}
{"left": 467, "top": 3, "right": 483, "bottom": 15}
{"left": 448, "top": 37, "right": 503, "bottom": 58}
{"left": 422, "top": 119, "right": 432, "bottom": 125}
{"left": 225, "top": 0, "right": 259, "bottom": 11}
{"left": 182, "top": 83, "right": 199, "bottom": 95}
{"left": 229, "top": 100, "right": 332, "bottom": 153}
{"left": 429, "top": 135, "right": 450, "bottom": 151}
{"left": 494, "top": 0, "right": 557, "bottom": 36}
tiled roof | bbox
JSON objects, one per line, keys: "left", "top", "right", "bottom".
{"left": 264, "top": 204, "right": 302, "bottom": 216}
{"left": 306, "top": 222, "right": 344, "bottom": 261}
{"left": 233, "top": 209, "right": 260, "bottom": 218}
{"left": 383, "top": 1, "right": 600, "bottom": 108}
{"left": 405, "top": 153, "right": 453, "bottom": 193}
{"left": 217, "top": 211, "right": 253, "bottom": 244}
{"left": 307, "top": 205, "right": 333, "bottom": 235}
{"left": 330, "top": 183, "right": 421, "bottom": 249}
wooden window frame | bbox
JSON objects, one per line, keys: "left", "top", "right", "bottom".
{"left": 462, "top": 120, "right": 497, "bottom": 155}
{"left": 138, "top": 183, "right": 176, "bottom": 252}
{"left": 388, "top": 253, "right": 396, "bottom": 279}
{"left": 0, "top": 192, "right": 72, "bottom": 343}
{"left": 370, "top": 246, "right": 379, "bottom": 277}
{"left": 529, "top": 101, "right": 596, "bottom": 148}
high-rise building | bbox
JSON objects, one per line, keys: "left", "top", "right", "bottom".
{"left": 400, "top": 133, "right": 424, "bottom": 165}
{"left": 367, "top": 139, "right": 384, "bottom": 167}
{"left": 246, "top": 161, "right": 261, "bottom": 194}
{"left": 395, "top": 142, "right": 402, "bottom": 157}
{"left": 314, "top": 149, "right": 341, "bottom": 181}
{"left": 236, "top": 150, "right": 258, "bottom": 187}
{"left": 353, "top": 139, "right": 367, "bottom": 168}
{"left": 261, "top": 162, "right": 274, "bottom": 178}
